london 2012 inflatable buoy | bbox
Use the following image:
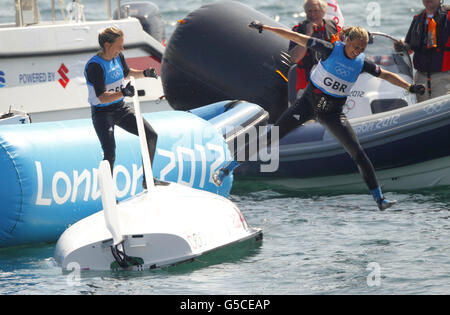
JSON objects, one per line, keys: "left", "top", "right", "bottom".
{"left": 161, "top": 1, "right": 292, "bottom": 122}
{"left": 0, "top": 111, "right": 234, "bottom": 248}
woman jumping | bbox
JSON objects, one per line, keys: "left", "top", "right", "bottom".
{"left": 215, "top": 22, "right": 426, "bottom": 211}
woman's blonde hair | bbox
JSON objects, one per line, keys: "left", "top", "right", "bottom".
{"left": 98, "top": 27, "right": 123, "bottom": 51}
{"left": 341, "top": 26, "right": 369, "bottom": 43}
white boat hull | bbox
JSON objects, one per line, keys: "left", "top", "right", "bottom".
{"left": 249, "top": 155, "right": 450, "bottom": 192}
{"left": 54, "top": 182, "right": 262, "bottom": 271}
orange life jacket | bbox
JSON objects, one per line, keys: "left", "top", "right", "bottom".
{"left": 407, "top": 5, "right": 450, "bottom": 73}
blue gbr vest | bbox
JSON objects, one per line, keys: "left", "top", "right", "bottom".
{"left": 310, "top": 41, "right": 365, "bottom": 98}
{"left": 84, "top": 54, "right": 125, "bottom": 107}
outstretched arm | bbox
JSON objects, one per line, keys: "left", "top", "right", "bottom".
{"left": 263, "top": 25, "right": 311, "bottom": 48}
{"left": 125, "top": 68, "right": 158, "bottom": 80}
{"left": 379, "top": 68, "right": 425, "bottom": 94}
{"left": 249, "top": 21, "right": 311, "bottom": 48}
{"left": 290, "top": 22, "right": 320, "bottom": 63}
{"left": 379, "top": 68, "right": 410, "bottom": 90}
{"left": 126, "top": 68, "right": 146, "bottom": 80}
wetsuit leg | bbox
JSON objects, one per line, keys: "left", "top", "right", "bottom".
{"left": 213, "top": 86, "right": 315, "bottom": 186}
{"left": 92, "top": 106, "right": 117, "bottom": 172}
{"left": 114, "top": 104, "right": 158, "bottom": 165}
{"left": 273, "top": 89, "right": 315, "bottom": 140}
{"left": 231, "top": 91, "right": 314, "bottom": 161}
{"left": 318, "top": 113, "right": 379, "bottom": 190}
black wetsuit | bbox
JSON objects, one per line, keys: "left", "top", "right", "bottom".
{"left": 274, "top": 37, "right": 382, "bottom": 190}
{"left": 85, "top": 53, "right": 158, "bottom": 173}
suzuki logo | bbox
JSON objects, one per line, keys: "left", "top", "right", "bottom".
{"left": 0, "top": 71, "right": 5, "bottom": 88}
{"left": 58, "top": 64, "right": 69, "bottom": 88}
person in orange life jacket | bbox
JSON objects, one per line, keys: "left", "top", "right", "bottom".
{"left": 288, "top": 0, "right": 340, "bottom": 105}
{"left": 242, "top": 22, "right": 426, "bottom": 210}
{"left": 84, "top": 27, "right": 159, "bottom": 190}
{"left": 395, "top": 0, "right": 450, "bottom": 102}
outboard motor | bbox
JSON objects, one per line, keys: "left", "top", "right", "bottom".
{"left": 114, "top": 2, "right": 166, "bottom": 44}
{"left": 161, "top": 1, "right": 292, "bottom": 122}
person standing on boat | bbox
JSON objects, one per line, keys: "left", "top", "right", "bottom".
{"left": 288, "top": 0, "right": 340, "bottom": 103}
{"left": 218, "top": 22, "right": 426, "bottom": 211}
{"left": 84, "top": 27, "right": 158, "bottom": 189}
{"left": 395, "top": 0, "right": 450, "bottom": 102}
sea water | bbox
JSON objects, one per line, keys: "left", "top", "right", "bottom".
{"left": 0, "top": 0, "right": 449, "bottom": 295}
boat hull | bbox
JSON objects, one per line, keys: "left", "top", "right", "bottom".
{"left": 230, "top": 95, "right": 450, "bottom": 191}
{"left": 238, "top": 155, "right": 450, "bottom": 193}
{"left": 54, "top": 182, "right": 262, "bottom": 271}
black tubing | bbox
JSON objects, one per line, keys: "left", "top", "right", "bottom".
{"left": 161, "top": 1, "right": 292, "bottom": 122}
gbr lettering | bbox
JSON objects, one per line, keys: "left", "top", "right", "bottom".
{"left": 323, "top": 77, "right": 348, "bottom": 93}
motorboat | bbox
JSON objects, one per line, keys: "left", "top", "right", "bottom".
{"left": 0, "top": 0, "right": 168, "bottom": 124}
{"left": 234, "top": 94, "right": 450, "bottom": 192}
{"left": 231, "top": 33, "right": 450, "bottom": 192}
{"left": 54, "top": 77, "right": 262, "bottom": 271}
{"left": 159, "top": 1, "right": 450, "bottom": 192}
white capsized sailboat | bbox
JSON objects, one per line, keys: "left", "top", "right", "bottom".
{"left": 54, "top": 77, "right": 262, "bottom": 271}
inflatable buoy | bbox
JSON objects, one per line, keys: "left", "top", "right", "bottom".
{"left": 161, "top": 1, "right": 291, "bottom": 122}
{"left": 0, "top": 111, "right": 232, "bottom": 247}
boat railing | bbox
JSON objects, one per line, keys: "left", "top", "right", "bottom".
{"left": 108, "top": 0, "right": 132, "bottom": 20}
{"left": 15, "top": 0, "right": 39, "bottom": 26}
{"left": 366, "top": 32, "right": 414, "bottom": 79}
{"left": 14, "top": 0, "right": 126, "bottom": 27}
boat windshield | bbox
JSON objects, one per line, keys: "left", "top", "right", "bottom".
{"left": 364, "top": 33, "right": 413, "bottom": 78}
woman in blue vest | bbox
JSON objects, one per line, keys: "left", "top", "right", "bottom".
{"left": 245, "top": 22, "right": 426, "bottom": 210}
{"left": 84, "top": 27, "right": 158, "bottom": 189}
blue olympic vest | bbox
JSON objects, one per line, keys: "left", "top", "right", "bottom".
{"left": 310, "top": 41, "right": 365, "bottom": 98}
{"left": 84, "top": 54, "right": 125, "bottom": 107}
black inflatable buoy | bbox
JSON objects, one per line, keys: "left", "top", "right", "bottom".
{"left": 161, "top": 1, "right": 292, "bottom": 122}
